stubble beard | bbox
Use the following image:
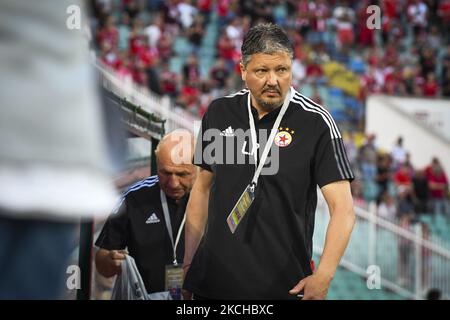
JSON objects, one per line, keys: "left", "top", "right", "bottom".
{"left": 254, "top": 95, "right": 284, "bottom": 113}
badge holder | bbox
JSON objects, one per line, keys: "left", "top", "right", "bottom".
{"left": 165, "top": 262, "right": 183, "bottom": 300}
{"left": 226, "top": 183, "right": 256, "bottom": 233}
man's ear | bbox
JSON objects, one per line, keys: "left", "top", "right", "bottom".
{"left": 240, "top": 62, "right": 246, "bottom": 81}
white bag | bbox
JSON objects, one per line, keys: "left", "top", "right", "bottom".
{"left": 111, "top": 255, "right": 172, "bottom": 300}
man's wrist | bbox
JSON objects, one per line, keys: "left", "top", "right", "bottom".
{"left": 182, "top": 263, "right": 191, "bottom": 270}
{"left": 314, "top": 268, "right": 335, "bottom": 282}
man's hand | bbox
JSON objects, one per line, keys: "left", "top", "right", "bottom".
{"left": 108, "top": 250, "right": 127, "bottom": 274}
{"left": 289, "top": 273, "right": 332, "bottom": 300}
{"left": 95, "top": 248, "right": 127, "bottom": 278}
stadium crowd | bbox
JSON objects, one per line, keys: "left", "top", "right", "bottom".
{"left": 90, "top": 0, "right": 450, "bottom": 118}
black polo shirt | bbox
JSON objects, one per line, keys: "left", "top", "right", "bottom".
{"left": 95, "top": 175, "right": 187, "bottom": 293}
{"left": 184, "top": 88, "right": 354, "bottom": 299}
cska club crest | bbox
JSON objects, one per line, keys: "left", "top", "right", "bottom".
{"left": 274, "top": 127, "right": 294, "bottom": 147}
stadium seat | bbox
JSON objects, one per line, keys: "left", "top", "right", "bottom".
{"left": 347, "top": 58, "right": 367, "bottom": 75}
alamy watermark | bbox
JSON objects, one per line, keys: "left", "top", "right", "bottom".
{"left": 366, "top": 265, "right": 381, "bottom": 290}
{"left": 66, "top": 5, "right": 81, "bottom": 30}
{"left": 169, "top": 124, "right": 281, "bottom": 176}
{"left": 66, "top": 265, "right": 81, "bottom": 290}
{"left": 366, "top": 5, "right": 381, "bottom": 30}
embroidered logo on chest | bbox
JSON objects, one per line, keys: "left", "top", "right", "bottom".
{"left": 274, "top": 127, "right": 295, "bottom": 147}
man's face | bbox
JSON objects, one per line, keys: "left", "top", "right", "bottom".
{"left": 240, "top": 52, "right": 292, "bottom": 113}
{"left": 157, "top": 151, "right": 197, "bottom": 200}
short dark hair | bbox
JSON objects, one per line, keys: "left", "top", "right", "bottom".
{"left": 241, "top": 23, "right": 294, "bottom": 67}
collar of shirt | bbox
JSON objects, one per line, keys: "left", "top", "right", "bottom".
{"left": 250, "top": 103, "right": 283, "bottom": 124}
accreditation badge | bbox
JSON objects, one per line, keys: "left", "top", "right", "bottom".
{"left": 226, "top": 184, "right": 256, "bottom": 234}
{"left": 165, "top": 264, "right": 183, "bottom": 300}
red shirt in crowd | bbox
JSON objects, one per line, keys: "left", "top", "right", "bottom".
{"left": 137, "top": 46, "right": 159, "bottom": 68}
{"left": 423, "top": 80, "right": 439, "bottom": 97}
{"left": 394, "top": 167, "right": 412, "bottom": 188}
{"left": 438, "top": 0, "right": 450, "bottom": 23}
{"left": 426, "top": 167, "right": 449, "bottom": 199}
{"left": 382, "top": 0, "right": 399, "bottom": 19}
{"left": 181, "top": 84, "right": 200, "bottom": 107}
{"left": 97, "top": 27, "right": 119, "bottom": 49}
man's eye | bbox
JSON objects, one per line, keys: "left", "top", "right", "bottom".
{"left": 277, "top": 68, "right": 287, "bottom": 74}
{"left": 255, "top": 69, "right": 267, "bottom": 76}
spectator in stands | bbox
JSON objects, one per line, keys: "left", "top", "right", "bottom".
{"left": 216, "top": 0, "right": 233, "bottom": 30}
{"left": 291, "top": 55, "right": 307, "bottom": 89}
{"left": 376, "top": 153, "right": 392, "bottom": 202}
{"left": 124, "top": 0, "right": 141, "bottom": 20}
{"left": 187, "top": 15, "right": 205, "bottom": 54}
{"left": 159, "top": 62, "right": 179, "bottom": 99}
{"left": 425, "top": 158, "right": 449, "bottom": 218}
{"left": 419, "top": 48, "right": 437, "bottom": 79}
{"left": 210, "top": 58, "right": 230, "bottom": 90}
{"left": 438, "top": 0, "right": 450, "bottom": 36}
{"left": 218, "top": 33, "right": 238, "bottom": 72}
{"left": 293, "top": 0, "right": 311, "bottom": 38}
{"left": 158, "top": 32, "right": 174, "bottom": 62}
{"left": 356, "top": 0, "right": 375, "bottom": 47}
{"left": 377, "top": 191, "right": 397, "bottom": 222}
{"left": 182, "top": 54, "right": 200, "bottom": 82}
{"left": 426, "top": 25, "right": 441, "bottom": 51}
{"left": 391, "top": 136, "right": 407, "bottom": 169}
{"left": 144, "top": 13, "right": 163, "bottom": 48}
{"left": 97, "top": 15, "right": 119, "bottom": 50}
{"left": 413, "top": 169, "right": 430, "bottom": 215}
{"left": 359, "top": 133, "right": 378, "bottom": 182}
{"left": 226, "top": 16, "right": 244, "bottom": 51}
{"left": 397, "top": 186, "right": 416, "bottom": 218}
{"left": 333, "top": 1, "right": 355, "bottom": 51}
{"left": 394, "top": 164, "right": 414, "bottom": 193}
{"left": 177, "top": 0, "right": 198, "bottom": 30}
{"left": 359, "top": 141, "right": 379, "bottom": 202}
{"left": 118, "top": 12, "right": 131, "bottom": 52}
{"left": 100, "top": 42, "right": 121, "bottom": 69}
{"left": 128, "top": 17, "right": 145, "bottom": 56}
{"left": 198, "top": 81, "right": 214, "bottom": 118}
{"left": 247, "top": 0, "right": 274, "bottom": 24}
{"left": 305, "top": 55, "right": 325, "bottom": 84}
{"left": 308, "top": 0, "right": 330, "bottom": 45}
{"left": 176, "top": 79, "right": 200, "bottom": 112}
{"left": 197, "top": 0, "right": 213, "bottom": 25}
{"left": 423, "top": 72, "right": 439, "bottom": 97}
{"left": 116, "top": 53, "right": 133, "bottom": 83}
{"left": 400, "top": 46, "right": 420, "bottom": 71}
{"left": 407, "top": 0, "right": 428, "bottom": 39}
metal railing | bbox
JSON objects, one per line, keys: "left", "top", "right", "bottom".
{"left": 95, "top": 61, "right": 199, "bottom": 133}
{"left": 314, "top": 194, "right": 450, "bottom": 300}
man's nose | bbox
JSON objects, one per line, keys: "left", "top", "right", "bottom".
{"left": 266, "top": 71, "right": 278, "bottom": 86}
{"left": 168, "top": 175, "right": 180, "bottom": 188}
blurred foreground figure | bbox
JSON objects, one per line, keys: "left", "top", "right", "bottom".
{"left": 0, "top": 0, "right": 118, "bottom": 299}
